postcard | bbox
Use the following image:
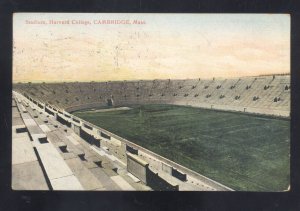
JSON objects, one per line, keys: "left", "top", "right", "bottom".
{"left": 12, "top": 13, "right": 290, "bottom": 191}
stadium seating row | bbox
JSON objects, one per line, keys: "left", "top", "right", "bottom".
{"left": 13, "top": 75, "right": 290, "bottom": 117}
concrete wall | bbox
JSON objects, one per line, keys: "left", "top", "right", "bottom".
{"left": 146, "top": 169, "right": 179, "bottom": 191}
{"left": 126, "top": 152, "right": 180, "bottom": 191}
{"left": 127, "top": 152, "right": 148, "bottom": 184}
{"left": 162, "top": 163, "right": 172, "bottom": 175}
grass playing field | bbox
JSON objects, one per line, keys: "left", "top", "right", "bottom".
{"left": 73, "top": 104, "right": 290, "bottom": 191}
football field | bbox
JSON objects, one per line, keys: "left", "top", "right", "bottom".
{"left": 73, "top": 104, "right": 290, "bottom": 191}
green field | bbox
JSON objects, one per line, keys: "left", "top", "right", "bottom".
{"left": 73, "top": 104, "right": 290, "bottom": 191}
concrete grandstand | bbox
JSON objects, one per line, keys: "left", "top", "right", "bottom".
{"left": 12, "top": 74, "right": 290, "bottom": 191}
{"left": 14, "top": 74, "right": 290, "bottom": 117}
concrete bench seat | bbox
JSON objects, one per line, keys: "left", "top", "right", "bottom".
{"left": 60, "top": 152, "right": 78, "bottom": 160}
{"left": 34, "top": 141, "right": 83, "bottom": 190}
{"left": 110, "top": 175, "right": 135, "bottom": 191}
{"left": 11, "top": 97, "right": 49, "bottom": 190}
{"left": 65, "top": 157, "right": 104, "bottom": 190}
{"left": 76, "top": 147, "right": 96, "bottom": 158}
{"left": 27, "top": 125, "right": 44, "bottom": 135}
{"left": 12, "top": 161, "right": 49, "bottom": 190}
{"left": 66, "top": 135, "right": 79, "bottom": 145}
{"left": 31, "top": 134, "right": 48, "bottom": 144}
{"left": 19, "top": 104, "right": 27, "bottom": 113}
{"left": 71, "top": 147, "right": 85, "bottom": 159}
{"left": 82, "top": 155, "right": 103, "bottom": 169}
{"left": 122, "top": 174, "right": 153, "bottom": 191}
{"left": 55, "top": 141, "right": 68, "bottom": 153}
{"left": 55, "top": 141, "right": 67, "bottom": 148}
{"left": 102, "top": 167, "right": 118, "bottom": 177}
{"left": 39, "top": 124, "right": 51, "bottom": 133}
{"left": 50, "top": 175, "right": 83, "bottom": 190}
{"left": 89, "top": 168, "right": 121, "bottom": 190}
{"left": 12, "top": 131, "right": 37, "bottom": 165}
{"left": 12, "top": 107, "right": 21, "bottom": 117}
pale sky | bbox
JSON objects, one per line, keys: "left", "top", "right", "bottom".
{"left": 13, "top": 13, "right": 290, "bottom": 82}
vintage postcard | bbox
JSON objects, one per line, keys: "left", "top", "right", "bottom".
{"left": 12, "top": 13, "right": 290, "bottom": 191}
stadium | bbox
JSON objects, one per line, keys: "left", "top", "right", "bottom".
{"left": 12, "top": 74, "right": 290, "bottom": 191}
{"left": 12, "top": 13, "right": 290, "bottom": 191}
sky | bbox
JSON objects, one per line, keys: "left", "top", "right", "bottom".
{"left": 13, "top": 13, "right": 290, "bottom": 82}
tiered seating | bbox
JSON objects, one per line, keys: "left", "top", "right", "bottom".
{"left": 13, "top": 74, "right": 290, "bottom": 117}
{"left": 12, "top": 92, "right": 154, "bottom": 191}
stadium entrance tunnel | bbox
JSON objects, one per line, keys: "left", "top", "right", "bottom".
{"left": 107, "top": 98, "right": 114, "bottom": 106}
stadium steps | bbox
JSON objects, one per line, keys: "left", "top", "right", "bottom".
{"left": 14, "top": 94, "right": 149, "bottom": 190}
